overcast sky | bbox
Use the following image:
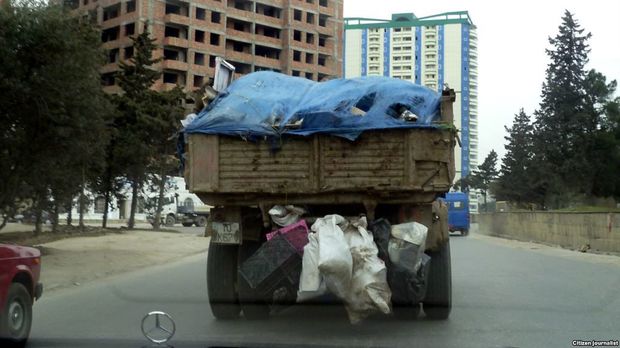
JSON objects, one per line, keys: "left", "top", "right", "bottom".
{"left": 344, "top": 0, "right": 620, "bottom": 162}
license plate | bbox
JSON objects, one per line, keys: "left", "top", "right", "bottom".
{"left": 211, "top": 222, "right": 241, "bottom": 244}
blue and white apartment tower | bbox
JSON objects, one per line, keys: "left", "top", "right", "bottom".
{"left": 343, "top": 12, "right": 479, "bottom": 212}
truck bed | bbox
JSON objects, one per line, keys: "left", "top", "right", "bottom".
{"left": 185, "top": 128, "right": 455, "bottom": 206}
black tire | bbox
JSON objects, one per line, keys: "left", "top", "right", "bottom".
{"left": 0, "top": 283, "right": 32, "bottom": 348}
{"left": 238, "top": 241, "right": 270, "bottom": 320}
{"left": 182, "top": 222, "right": 193, "bottom": 227}
{"left": 207, "top": 241, "right": 240, "bottom": 319}
{"left": 165, "top": 214, "right": 176, "bottom": 226}
{"left": 423, "top": 240, "right": 452, "bottom": 320}
{"left": 196, "top": 216, "right": 208, "bottom": 227}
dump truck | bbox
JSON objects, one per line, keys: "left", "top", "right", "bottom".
{"left": 182, "top": 73, "right": 457, "bottom": 321}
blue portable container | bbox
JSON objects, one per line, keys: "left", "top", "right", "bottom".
{"left": 445, "top": 192, "right": 470, "bottom": 236}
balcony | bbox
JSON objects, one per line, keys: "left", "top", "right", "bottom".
{"left": 317, "top": 25, "right": 333, "bottom": 36}
{"left": 254, "top": 13, "right": 284, "bottom": 27}
{"left": 226, "top": 28, "right": 254, "bottom": 43}
{"left": 226, "top": 6, "right": 255, "bottom": 21}
{"left": 102, "top": 37, "right": 132, "bottom": 50}
{"left": 255, "top": 35, "right": 282, "bottom": 47}
{"left": 225, "top": 50, "right": 254, "bottom": 64}
{"left": 100, "top": 63, "right": 119, "bottom": 74}
{"left": 164, "top": 13, "right": 190, "bottom": 26}
{"left": 162, "top": 59, "right": 189, "bottom": 71}
{"left": 254, "top": 55, "right": 282, "bottom": 68}
{"left": 162, "top": 36, "right": 189, "bottom": 48}
{"left": 103, "top": 85, "right": 122, "bottom": 94}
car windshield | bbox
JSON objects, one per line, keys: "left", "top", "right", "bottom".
{"left": 1, "top": 0, "right": 619, "bottom": 347}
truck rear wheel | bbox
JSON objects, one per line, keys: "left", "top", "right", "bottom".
{"left": 207, "top": 241, "right": 240, "bottom": 319}
{"left": 238, "top": 241, "right": 270, "bottom": 320}
{"left": 423, "top": 240, "right": 452, "bottom": 320}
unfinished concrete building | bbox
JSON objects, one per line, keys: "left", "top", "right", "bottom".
{"left": 69, "top": 0, "right": 344, "bottom": 93}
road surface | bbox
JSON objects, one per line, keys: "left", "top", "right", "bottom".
{"left": 28, "top": 233, "right": 620, "bottom": 348}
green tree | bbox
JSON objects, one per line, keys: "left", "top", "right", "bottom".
{"left": 495, "top": 109, "right": 537, "bottom": 206}
{"left": 111, "top": 25, "right": 163, "bottom": 229}
{"left": 582, "top": 71, "right": 619, "bottom": 199}
{"left": 145, "top": 88, "right": 185, "bottom": 229}
{"left": 470, "top": 150, "right": 499, "bottom": 212}
{"left": 0, "top": 1, "right": 110, "bottom": 233}
{"left": 532, "top": 10, "right": 591, "bottom": 207}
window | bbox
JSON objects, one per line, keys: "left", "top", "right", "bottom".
{"left": 318, "top": 14, "right": 327, "bottom": 27}
{"left": 293, "top": 9, "right": 302, "bottom": 21}
{"left": 211, "top": 11, "right": 221, "bottom": 23}
{"left": 209, "top": 55, "right": 216, "bottom": 67}
{"left": 293, "top": 50, "right": 301, "bottom": 62}
{"left": 195, "top": 29, "right": 205, "bottom": 43}
{"left": 305, "top": 72, "right": 313, "bottom": 80}
{"left": 94, "top": 197, "right": 106, "bottom": 213}
{"left": 318, "top": 55, "right": 326, "bottom": 66}
{"left": 319, "top": 0, "right": 327, "bottom": 7}
{"left": 108, "top": 48, "right": 119, "bottom": 63}
{"left": 102, "top": 4, "right": 120, "bottom": 21}
{"left": 163, "top": 72, "right": 178, "bottom": 84}
{"left": 292, "top": 70, "right": 300, "bottom": 76}
{"left": 306, "top": 0, "right": 314, "bottom": 3}
{"left": 101, "top": 26, "right": 119, "bottom": 42}
{"left": 306, "top": 12, "right": 314, "bottom": 24}
{"left": 294, "top": 30, "right": 302, "bottom": 41}
{"left": 124, "top": 46, "right": 134, "bottom": 59}
{"left": 196, "top": 8, "right": 206, "bottom": 20}
{"left": 318, "top": 35, "right": 326, "bottom": 47}
{"left": 194, "top": 52, "right": 205, "bottom": 65}
{"left": 126, "top": 0, "right": 135, "bottom": 13}
{"left": 210, "top": 33, "right": 220, "bottom": 45}
{"left": 193, "top": 75, "right": 204, "bottom": 88}
{"left": 124, "top": 22, "right": 135, "bottom": 36}
{"left": 83, "top": 0, "right": 88, "bottom": 5}
{"left": 305, "top": 52, "right": 314, "bottom": 64}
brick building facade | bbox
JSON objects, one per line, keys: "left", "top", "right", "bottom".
{"left": 69, "top": 0, "right": 343, "bottom": 93}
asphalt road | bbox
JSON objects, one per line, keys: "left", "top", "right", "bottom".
{"left": 28, "top": 233, "right": 620, "bottom": 348}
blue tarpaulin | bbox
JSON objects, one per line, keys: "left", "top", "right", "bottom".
{"left": 183, "top": 72, "right": 441, "bottom": 141}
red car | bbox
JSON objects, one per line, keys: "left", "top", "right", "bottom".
{"left": 0, "top": 244, "right": 43, "bottom": 347}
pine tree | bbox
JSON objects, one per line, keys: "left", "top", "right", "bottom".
{"left": 495, "top": 109, "right": 535, "bottom": 206}
{"left": 112, "top": 24, "right": 162, "bottom": 229}
{"left": 471, "top": 150, "right": 499, "bottom": 212}
{"left": 532, "top": 10, "right": 591, "bottom": 207}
